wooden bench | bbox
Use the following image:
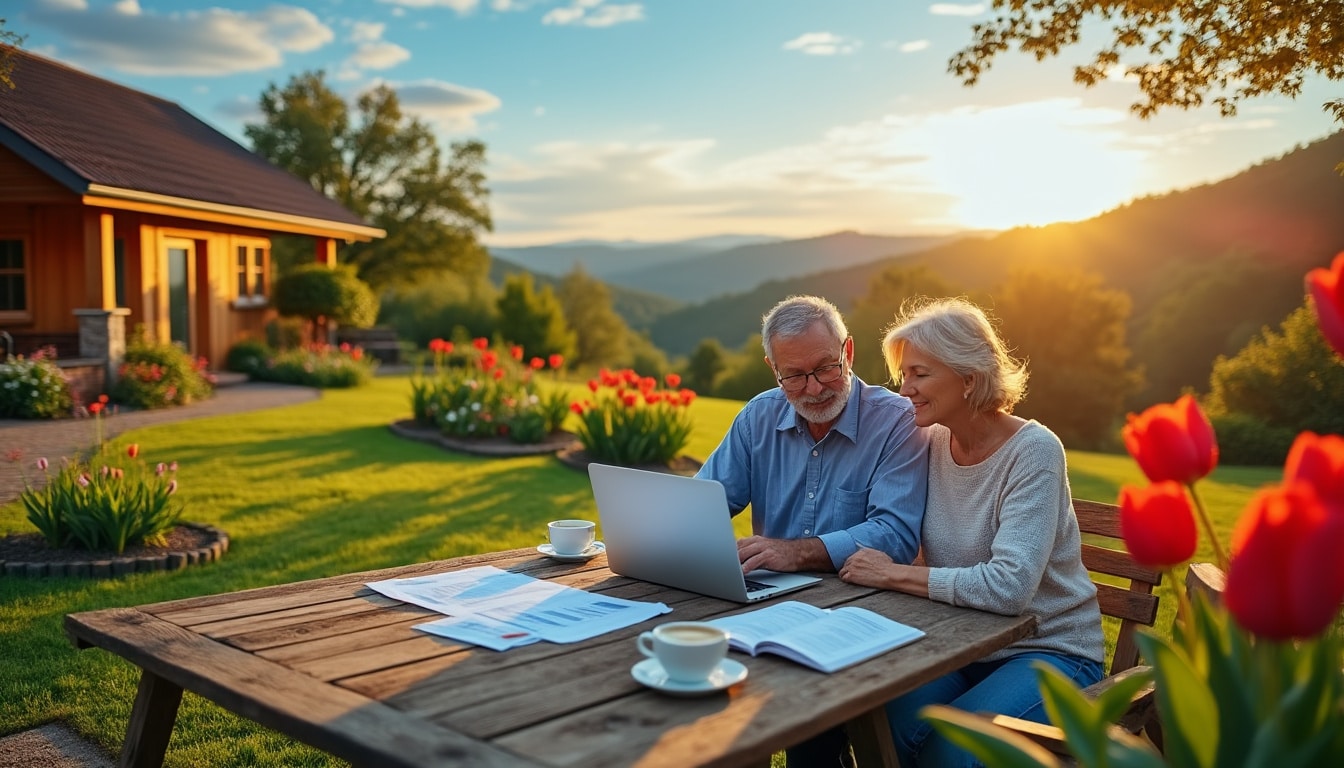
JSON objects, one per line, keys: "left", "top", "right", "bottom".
{"left": 335, "top": 326, "right": 401, "bottom": 364}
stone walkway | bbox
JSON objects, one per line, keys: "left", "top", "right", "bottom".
{"left": 0, "top": 379, "right": 321, "bottom": 766}
{"left": 1, "top": 381, "right": 320, "bottom": 505}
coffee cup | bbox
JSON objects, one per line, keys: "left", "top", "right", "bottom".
{"left": 636, "top": 622, "right": 729, "bottom": 683}
{"left": 547, "top": 519, "right": 596, "bottom": 556}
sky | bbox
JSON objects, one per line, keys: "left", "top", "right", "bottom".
{"left": 6, "top": 0, "right": 1342, "bottom": 247}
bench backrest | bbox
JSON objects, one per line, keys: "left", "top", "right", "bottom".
{"left": 1074, "top": 498, "right": 1163, "bottom": 676}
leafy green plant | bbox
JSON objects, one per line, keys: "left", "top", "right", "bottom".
{"left": 225, "top": 338, "right": 273, "bottom": 376}
{"left": 410, "top": 337, "right": 570, "bottom": 443}
{"left": 252, "top": 343, "right": 376, "bottom": 388}
{"left": 111, "top": 326, "right": 214, "bottom": 409}
{"left": 570, "top": 368, "right": 696, "bottom": 465}
{"left": 15, "top": 443, "right": 184, "bottom": 554}
{"left": 0, "top": 348, "right": 74, "bottom": 419}
{"left": 272, "top": 264, "right": 379, "bottom": 342}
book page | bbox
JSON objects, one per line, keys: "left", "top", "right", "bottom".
{"left": 759, "top": 606, "right": 925, "bottom": 673}
{"left": 706, "top": 601, "right": 831, "bottom": 652}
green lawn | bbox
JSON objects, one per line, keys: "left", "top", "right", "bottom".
{"left": 0, "top": 376, "right": 1279, "bottom": 766}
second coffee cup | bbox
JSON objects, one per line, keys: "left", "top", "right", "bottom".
{"left": 636, "top": 622, "right": 729, "bottom": 683}
{"left": 547, "top": 519, "right": 596, "bottom": 556}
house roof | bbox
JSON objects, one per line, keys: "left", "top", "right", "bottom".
{"left": 0, "top": 47, "right": 382, "bottom": 241}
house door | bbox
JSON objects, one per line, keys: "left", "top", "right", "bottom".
{"left": 165, "top": 239, "right": 194, "bottom": 350}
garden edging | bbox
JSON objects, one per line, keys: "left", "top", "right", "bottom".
{"left": 0, "top": 522, "right": 229, "bottom": 579}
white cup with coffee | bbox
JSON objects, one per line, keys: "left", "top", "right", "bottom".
{"left": 547, "top": 519, "right": 596, "bottom": 556}
{"left": 637, "top": 622, "right": 729, "bottom": 683}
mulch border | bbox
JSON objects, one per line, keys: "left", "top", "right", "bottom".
{"left": 0, "top": 522, "right": 230, "bottom": 579}
{"left": 388, "top": 419, "right": 580, "bottom": 457}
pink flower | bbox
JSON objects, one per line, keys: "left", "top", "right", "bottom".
{"left": 156, "top": 462, "right": 167, "bottom": 475}
{"left": 36, "top": 457, "right": 49, "bottom": 471}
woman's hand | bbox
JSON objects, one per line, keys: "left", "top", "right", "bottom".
{"left": 839, "top": 547, "right": 897, "bottom": 588}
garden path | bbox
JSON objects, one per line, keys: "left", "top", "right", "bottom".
{"left": 0, "top": 379, "right": 320, "bottom": 506}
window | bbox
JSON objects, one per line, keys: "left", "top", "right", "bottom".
{"left": 0, "top": 239, "right": 27, "bottom": 316}
{"left": 235, "top": 241, "right": 270, "bottom": 307}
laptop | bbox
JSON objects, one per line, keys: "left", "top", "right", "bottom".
{"left": 587, "top": 463, "right": 822, "bottom": 603}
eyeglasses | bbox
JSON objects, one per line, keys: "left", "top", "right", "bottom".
{"left": 775, "top": 344, "right": 847, "bottom": 393}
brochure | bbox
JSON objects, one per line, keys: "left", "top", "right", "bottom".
{"left": 707, "top": 600, "right": 925, "bottom": 673}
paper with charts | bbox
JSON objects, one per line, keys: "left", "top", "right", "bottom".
{"left": 368, "top": 565, "right": 671, "bottom": 651}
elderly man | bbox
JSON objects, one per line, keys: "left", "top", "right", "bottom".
{"left": 695, "top": 294, "right": 930, "bottom": 768}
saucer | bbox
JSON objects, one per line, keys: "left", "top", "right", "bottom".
{"left": 630, "top": 658, "right": 748, "bottom": 697}
{"left": 537, "top": 541, "right": 605, "bottom": 562}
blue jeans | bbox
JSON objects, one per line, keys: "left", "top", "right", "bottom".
{"left": 886, "top": 651, "right": 1104, "bottom": 768}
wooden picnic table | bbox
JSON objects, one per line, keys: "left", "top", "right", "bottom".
{"left": 65, "top": 547, "right": 1035, "bottom": 768}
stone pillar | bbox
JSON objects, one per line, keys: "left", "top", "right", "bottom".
{"left": 74, "top": 308, "right": 131, "bottom": 387}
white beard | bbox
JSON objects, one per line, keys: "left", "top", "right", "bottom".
{"left": 788, "top": 374, "right": 852, "bottom": 426}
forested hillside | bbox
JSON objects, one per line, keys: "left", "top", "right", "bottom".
{"left": 651, "top": 132, "right": 1344, "bottom": 409}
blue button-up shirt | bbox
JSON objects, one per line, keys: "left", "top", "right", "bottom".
{"left": 696, "top": 375, "right": 930, "bottom": 569}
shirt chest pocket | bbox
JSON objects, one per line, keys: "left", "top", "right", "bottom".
{"left": 828, "top": 486, "right": 870, "bottom": 523}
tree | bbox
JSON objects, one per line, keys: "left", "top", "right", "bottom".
{"left": 495, "top": 273, "right": 575, "bottom": 360}
{"left": 1206, "top": 301, "right": 1344, "bottom": 437}
{"left": 713, "top": 335, "right": 781, "bottom": 401}
{"left": 684, "top": 338, "right": 728, "bottom": 395}
{"left": 379, "top": 270, "right": 498, "bottom": 348}
{"left": 951, "top": 2, "right": 1344, "bottom": 132}
{"left": 272, "top": 264, "right": 379, "bottom": 343}
{"left": 245, "top": 72, "right": 492, "bottom": 291}
{"left": 847, "top": 265, "right": 957, "bottom": 386}
{"left": 0, "top": 19, "right": 24, "bottom": 90}
{"left": 558, "top": 265, "right": 629, "bottom": 369}
{"left": 993, "top": 267, "right": 1141, "bottom": 448}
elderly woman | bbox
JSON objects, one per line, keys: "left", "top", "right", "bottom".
{"left": 838, "top": 297, "right": 1105, "bottom": 768}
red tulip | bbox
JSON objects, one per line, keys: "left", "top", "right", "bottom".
{"left": 530, "top": 357, "right": 545, "bottom": 369}
{"left": 1118, "top": 482, "right": 1198, "bottom": 568}
{"left": 88, "top": 402, "right": 103, "bottom": 415}
{"left": 1283, "top": 431, "right": 1344, "bottom": 506}
{"left": 472, "top": 337, "right": 489, "bottom": 351}
{"left": 1121, "top": 395, "right": 1218, "bottom": 485}
{"left": 621, "top": 392, "right": 639, "bottom": 408}
{"left": 127, "top": 444, "right": 139, "bottom": 459}
{"left": 569, "top": 401, "right": 585, "bottom": 415}
{"left": 665, "top": 373, "right": 682, "bottom": 388}
{"left": 1306, "top": 252, "right": 1344, "bottom": 359}
{"left": 587, "top": 379, "right": 599, "bottom": 392}
{"left": 1225, "top": 483, "right": 1344, "bottom": 640}
{"left": 492, "top": 368, "right": 505, "bottom": 380}
{"left": 549, "top": 354, "right": 564, "bottom": 370}
{"left": 510, "top": 345, "right": 524, "bottom": 360}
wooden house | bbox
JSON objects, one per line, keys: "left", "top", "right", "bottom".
{"left": 0, "top": 46, "right": 382, "bottom": 396}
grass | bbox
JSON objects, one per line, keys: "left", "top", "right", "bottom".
{"left": 0, "top": 375, "right": 1280, "bottom": 766}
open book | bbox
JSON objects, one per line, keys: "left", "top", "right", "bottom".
{"left": 706, "top": 600, "right": 925, "bottom": 673}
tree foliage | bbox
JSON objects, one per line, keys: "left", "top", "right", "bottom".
{"left": 951, "top": 1, "right": 1344, "bottom": 127}
{"left": 713, "top": 335, "right": 780, "bottom": 401}
{"left": 558, "top": 265, "right": 630, "bottom": 369}
{"left": 495, "top": 273, "right": 575, "bottom": 361}
{"left": 684, "top": 338, "right": 729, "bottom": 395}
{"left": 379, "top": 271, "right": 498, "bottom": 349}
{"left": 0, "top": 19, "right": 24, "bottom": 90}
{"left": 993, "top": 267, "right": 1141, "bottom": 448}
{"left": 1206, "top": 301, "right": 1344, "bottom": 436}
{"left": 272, "top": 264, "right": 379, "bottom": 341}
{"left": 848, "top": 265, "right": 957, "bottom": 385}
{"left": 245, "top": 71, "right": 492, "bottom": 291}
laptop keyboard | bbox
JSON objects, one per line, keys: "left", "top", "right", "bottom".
{"left": 744, "top": 578, "right": 772, "bottom": 593}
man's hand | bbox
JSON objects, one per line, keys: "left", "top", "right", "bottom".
{"left": 737, "top": 535, "right": 831, "bottom": 573}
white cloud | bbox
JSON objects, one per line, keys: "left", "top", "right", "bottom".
{"left": 26, "top": 1, "right": 334, "bottom": 75}
{"left": 349, "top": 21, "right": 386, "bottom": 43}
{"left": 783, "top": 32, "right": 861, "bottom": 56}
{"left": 543, "top": 1, "right": 644, "bottom": 28}
{"left": 349, "top": 42, "right": 412, "bottom": 70}
{"left": 899, "top": 40, "right": 931, "bottom": 53}
{"left": 930, "top": 4, "right": 986, "bottom": 17}
{"left": 380, "top": 79, "right": 503, "bottom": 132}
{"left": 486, "top": 99, "right": 1151, "bottom": 245}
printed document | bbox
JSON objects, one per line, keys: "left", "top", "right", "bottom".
{"left": 367, "top": 565, "right": 671, "bottom": 650}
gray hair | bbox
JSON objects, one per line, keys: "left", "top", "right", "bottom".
{"left": 761, "top": 295, "right": 849, "bottom": 361}
{"left": 883, "top": 296, "right": 1028, "bottom": 413}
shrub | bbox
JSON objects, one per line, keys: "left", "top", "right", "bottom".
{"left": 111, "top": 327, "right": 214, "bottom": 409}
{"left": 253, "top": 343, "right": 376, "bottom": 388}
{"left": 266, "top": 316, "right": 306, "bottom": 350}
{"left": 0, "top": 348, "right": 74, "bottom": 419}
{"left": 273, "top": 264, "right": 379, "bottom": 341}
{"left": 1209, "top": 413, "right": 1296, "bottom": 466}
{"left": 410, "top": 338, "right": 570, "bottom": 443}
{"left": 570, "top": 369, "right": 696, "bottom": 465}
{"left": 15, "top": 443, "right": 184, "bottom": 554}
{"left": 225, "top": 339, "right": 273, "bottom": 376}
